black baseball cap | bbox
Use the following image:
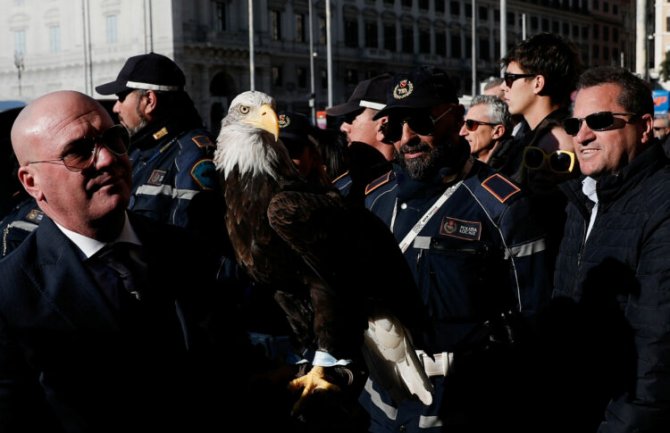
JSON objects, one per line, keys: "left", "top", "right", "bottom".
{"left": 96, "top": 52, "right": 186, "bottom": 95}
{"left": 278, "top": 112, "right": 319, "bottom": 156}
{"left": 326, "top": 73, "right": 393, "bottom": 117}
{"left": 374, "top": 67, "right": 459, "bottom": 119}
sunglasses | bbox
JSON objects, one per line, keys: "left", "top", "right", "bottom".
{"left": 522, "top": 147, "right": 576, "bottom": 174}
{"left": 563, "top": 111, "right": 638, "bottom": 136}
{"left": 503, "top": 72, "right": 536, "bottom": 87}
{"left": 463, "top": 119, "right": 499, "bottom": 131}
{"left": 381, "top": 107, "right": 453, "bottom": 143}
{"left": 26, "top": 125, "right": 129, "bottom": 172}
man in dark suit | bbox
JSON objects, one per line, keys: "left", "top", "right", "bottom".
{"left": 0, "top": 90, "right": 249, "bottom": 432}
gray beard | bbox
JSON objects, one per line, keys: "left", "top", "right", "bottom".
{"left": 395, "top": 144, "right": 444, "bottom": 181}
{"left": 127, "top": 117, "right": 148, "bottom": 138}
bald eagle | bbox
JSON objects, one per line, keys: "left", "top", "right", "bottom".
{"left": 214, "top": 91, "right": 431, "bottom": 414}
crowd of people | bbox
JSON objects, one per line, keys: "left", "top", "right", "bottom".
{"left": 1, "top": 32, "right": 670, "bottom": 433}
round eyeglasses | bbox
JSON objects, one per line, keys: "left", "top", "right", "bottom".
{"left": 26, "top": 124, "right": 129, "bottom": 172}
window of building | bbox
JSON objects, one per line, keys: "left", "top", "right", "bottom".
{"left": 613, "top": 4, "right": 618, "bottom": 14}
{"left": 49, "top": 25, "right": 60, "bottom": 53}
{"left": 603, "top": 46, "right": 610, "bottom": 60}
{"left": 562, "top": 22, "right": 569, "bottom": 35}
{"left": 603, "top": 2, "right": 609, "bottom": 13}
{"left": 319, "top": 16, "right": 327, "bottom": 44}
{"left": 365, "top": 20, "right": 378, "bottom": 48}
{"left": 593, "top": 0, "right": 599, "bottom": 9}
{"left": 419, "top": 28, "right": 430, "bottom": 53}
{"left": 402, "top": 25, "right": 414, "bottom": 53}
{"left": 479, "top": 37, "right": 489, "bottom": 60}
{"left": 321, "top": 68, "right": 328, "bottom": 90}
{"left": 14, "top": 29, "right": 26, "bottom": 55}
{"left": 479, "top": 6, "right": 488, "bottom": 21}
{"left": 494, "top": 9, "right": 500, "bottom": 23}
{"left": 612, "top": 47, "right": 619, "bottom": 62}
{"left": 436, "top": 30, "right": 446, "bottom": 55}
{"left": 296, "top": 13, "right": 305, "bottom": 42}
{"left": 613, "top": 27, "right": 619, "bottom": 42}
{"left": 552, "top": 20, "right": 559, "bottom": 33}
{"left": 507, "top": 11, "right": 515, "bottom": 26}
{"left": 542, "top": 18, "right": 549, "bottom": 31}
{"left": 465, "top": 3, "right": 472, "bottom": 18}
{"left": 451, "top": 1, "right": 460, "bottom": 16}
{"left": 451, "top": 34, "right": 461, "bottom": 58}
{"left": 384, "top": 23, "right": 397, "bottom": 51}
{"left": 271, "top": 10, "right": 281, "bottom": 41}
{"left": 603, "top": 26, "right": 609, "bottom": 41}
{"left": 465, "top": 36, "right": 472, "bottom": 57}
{"left": 582, "top": 26, "right": 588, "bottom": 39}
{"left": 530, "top": 16, "right": 538, "bottom": 30}
{"left": 384, "top": 0, "right": 395, "bottom": 5}
{"left": 296, "top": 66, "right": 307, "bottom": 88}
{"left": 346, "top": 68, "right": 359, "bottom": 85}
{"left": 593, "top": 44, "right": 600, "bottom": 59}
{"left": 213, "top": 1, "right": 226, "bottom": 31}
{"left": 436, "top": 1, "right": 445, "bottom": 13}
{"left": 593, "top": 24, "right": 599, "bottom": 38}
{"left": 106, "top": 15, "right": 118, "bottom": 44}
{"left": 419, "top": 0, "right": 429, "bottom": 10}
{"left": 344, "top": 18, "right": 358, "bottom": 47}
{"left": 272, "top": 66, "right": 282, "bottom": 87}
{"left": 572, "top": 24, "right": 578, "bottom": 38}
{"left": 402, "top": 0, "right": 413, "bottom": 8}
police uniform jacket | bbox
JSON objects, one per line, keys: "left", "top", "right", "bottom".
{"left": 128, "top": 116, "right": 219, "bottom": 229}
{"left": 364, "top": 157, "right": 550, "bottom": 354}
{"left": 550, "top": 142, "right": 670, "bottom": 433}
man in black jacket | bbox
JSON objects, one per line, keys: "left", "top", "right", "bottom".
{"left": 547, "top": 66, "right": 670, "bottom": 432}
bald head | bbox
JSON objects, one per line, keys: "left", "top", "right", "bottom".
{"left": 11, "top": 91, "right": 113, "bottom": 165}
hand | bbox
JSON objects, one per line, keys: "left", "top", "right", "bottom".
{"left": 287, "top": 365, "right": 341, "bottom": 415}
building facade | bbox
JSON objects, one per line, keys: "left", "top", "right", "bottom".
{"left": 1, "top": 0, "right": 638, "bottom": 131}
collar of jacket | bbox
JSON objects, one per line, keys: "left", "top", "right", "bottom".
{"left": 561, "top": 141, "right": 668, "bottom": 212}
{"left": 130, "top": 114, "right": 200, "bottom": 149}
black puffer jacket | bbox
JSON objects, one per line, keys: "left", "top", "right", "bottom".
{"left": 546, "top": 142, "right": 670, "bottom": 433}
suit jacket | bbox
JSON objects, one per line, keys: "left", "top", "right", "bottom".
{"left": 0, "top": 212, "right": 244, "bottom": 433}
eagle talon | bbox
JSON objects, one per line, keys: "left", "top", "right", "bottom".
{"left": 288, "top": 366, "right": 340, "bottom": 415}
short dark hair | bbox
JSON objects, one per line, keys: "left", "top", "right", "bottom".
{"left": 502, "top": 33, "right": 581, "bottom": 106}
{"left": 576, "top": 66, "right": 654, "bottom": 117}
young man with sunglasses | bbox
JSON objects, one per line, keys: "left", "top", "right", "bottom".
{"left": 361, "top": 67, "right": 551, "bottom": 433}
{"left": 459, "top": 94, "right": 512, "bottom": 164}
{"left": 0, "top": 90, "right": 251, "bottom": 432}
{"left": 96, "top": 53, "right": 221, "bottom": 237}
{"left": 540, "top": 66, "right": 670, "bottom": 433}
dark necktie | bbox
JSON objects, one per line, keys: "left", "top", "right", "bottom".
{"left": 88, "top": 242, "right": 147, "bottom": 304}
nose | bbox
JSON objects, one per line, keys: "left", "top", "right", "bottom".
{"left": 573, "top": 120, "right": 595, "bottom": 145}
{"left": 340, "top": 121, "right": 351, "bottom": 134}
{"left": 458, "top": 123, "right": 468, "bottom": 137}
{"left": 90, "top": 142, "right": 121, "bottom": 169}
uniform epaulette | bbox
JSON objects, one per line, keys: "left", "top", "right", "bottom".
{"left": 364, "top": 170, "right": 394, "bottom": 195}
{"left": 331, "top": 170, "right": 350, "bottom": 184}
{"left": 192, "top": 134, "right": 214, "bottom": 149}
{"left": 480, "top": 173, "right": 521, "bottom": 203}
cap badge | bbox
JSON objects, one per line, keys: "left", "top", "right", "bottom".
{"left": 393, "top": 79, "right": 414, "bottom": 100}
{"left": 278, "top": 114, "right": 291, "bottom": 129}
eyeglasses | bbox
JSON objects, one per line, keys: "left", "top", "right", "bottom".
{"left": 463, "top": 119, "right": 500, "bottom": 131}
{"left": 381, "top": 107, "right": 453, "bottom": 143}
{"left": 562, "top": 111, "right": 638, "bottom": 136}
{"left": 26, "top": 124, "right": 129, "bottom": 172}
{"left": 503, "top": 72, "right": 536, "bottom": 87}
{"left": 522, "top": 147, "right": 576, "bottom": 174}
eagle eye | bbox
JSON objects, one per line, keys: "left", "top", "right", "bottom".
{"left": 239, "top": 105, "right": 250, "bottom": 114}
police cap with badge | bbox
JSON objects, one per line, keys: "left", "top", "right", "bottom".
{"left": 326, "top": 73, "right": 393, "bottom": 121}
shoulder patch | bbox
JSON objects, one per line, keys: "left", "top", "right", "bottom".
{"left": 331, "top": 170, "right": 350, "bottom": 183}
{"left": 365, "top": 170, "right": 394, "bottom": 195}
{"left": 192, "top": 134, "right": 215, "bottom": 149}
{"left": 25, "top": 208, "right": 44, "bottom": 224}
{"left": 191, "top": 159, "right": 218, "bottom": 191}
{"left": 480, "top": 173, "right": 521, "bottom": 203}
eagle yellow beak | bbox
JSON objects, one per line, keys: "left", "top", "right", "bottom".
{"left": 242, "top": 103, "right": 279, "bottom": 142}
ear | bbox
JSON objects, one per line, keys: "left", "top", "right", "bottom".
{"left": 491, "top": 124, "right": 506, "bottom": 140}
{"left": 17, "top": 166, "right": 45, "bottom": 202}
{"left": 640, "top": 113, "right": 654, "bottom": 144}
{"left": 533, "top": 74, "right": 546, "bottom": 95}
{"left": 142, "top": 90, "right": 159, "bottom": 116}
{"left": 376, "top": 117, "right": 387, "bottom": 143}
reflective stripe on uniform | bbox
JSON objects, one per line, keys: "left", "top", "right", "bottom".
{"left": 504, "top": 238, "right": 546, "bottom": 259}
{"left": 418, "top": 415, "right": 443, "bottom": 428}
{"left": 135, "top": 184, "right": 199, "bottom": 201}
{"left": 364, "top": 378, "right": 398, "bottom": 421}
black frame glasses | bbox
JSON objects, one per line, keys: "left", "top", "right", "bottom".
{"left": 463, "top": 119, "right": 500, "bottom": 131}
{"left": 522, "top": 147, "right": 576, "bottom": 174}
{"left": 503, "top": 72, "right": 536, "bottom": 87}
{"left": 562, "top": 111, "right": 638, "bottom": 136}
{"left": 381, "top": 107, "right": 454, "bottom": 143}
{"left": 26, "top": 124, "right": 129, "bottom": 172}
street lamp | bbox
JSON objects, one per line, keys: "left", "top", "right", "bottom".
{"left": 14, "top": 51, "right": 25, "bottom": 97}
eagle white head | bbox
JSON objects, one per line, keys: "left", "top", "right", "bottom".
{"left": 214, "top": 90, "right": 282, "bottom": 179}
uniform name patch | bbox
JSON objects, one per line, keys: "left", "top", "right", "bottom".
{"left": 439, "top": 217, "right": 481, "bottom": 241}
{"left": 147, "top": 169, "right": 166, "bottom": 186}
